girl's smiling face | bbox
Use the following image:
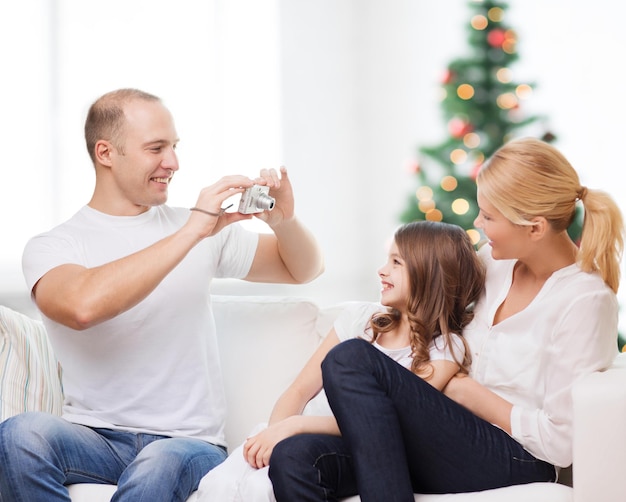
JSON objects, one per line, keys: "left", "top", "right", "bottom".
{"left": 378, "top": 240, "right": 410, "bottom": 312}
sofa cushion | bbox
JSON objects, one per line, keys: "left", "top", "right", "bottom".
{"left": 213, "top": 295, "right": 327, "bottom": 449}
{"left": 339, "top": 481, "right": 572, "bottom": 501}
{"left": 0, "top": 305, "right": 63, "bottom": 421}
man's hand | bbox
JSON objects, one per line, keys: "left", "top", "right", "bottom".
{"left": 187, "top": 175, "right": 256, "bottom": 237}
{"left": 251, "top": 166, "right": 295, "bottom": 228}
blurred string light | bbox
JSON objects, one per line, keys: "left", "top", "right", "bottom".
{"left": 452, "top": 198, "right": 470, "bottom": 215}
{"left": 457, "top": 84, "right": 475, "bottom": 100}
{"left": 497, "top": 68, "right": 512, "bottom": 83}
{"left": 463, "top": 132, "right": 481, "bottom": 148}
{"left": 466, "top": 228, "right": 481, "bottom": 244}
{"left": 440, "top": 176, "right": 458, "bottom": 191}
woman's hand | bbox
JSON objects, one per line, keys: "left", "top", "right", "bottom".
{"left": 442, "top": 373, "right": 469, "bottom": 402}
{"left": 444, "top": 374, "right": 513, "bottom": 434}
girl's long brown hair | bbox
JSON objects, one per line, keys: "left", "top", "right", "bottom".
{"left": 369, "top": 221, "right": 485, "bottom": 377}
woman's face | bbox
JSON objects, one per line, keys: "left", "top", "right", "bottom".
{"left": 377, "top": 240, "right": 410, "bottom": 311}
{"left": 474, "top": 191, "right": 530, "bottom": 260}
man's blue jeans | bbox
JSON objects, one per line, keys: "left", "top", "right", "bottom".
{"left": 0, "top": 411, "right": 227, "bottom": 502}
{"left": 269, "top": 339, "right": 556, "bottom": 502}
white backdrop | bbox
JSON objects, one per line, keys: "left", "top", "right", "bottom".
{"left": 1, "top": 0, "right": 625, "bottom": 332}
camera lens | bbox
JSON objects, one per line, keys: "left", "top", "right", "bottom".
{"left": 256, "top": 193, "right": 275, "bottom": 211}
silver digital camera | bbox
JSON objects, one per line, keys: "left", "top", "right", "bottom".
{"left": 238, "top": 185, "right": 276, "bottom": 214}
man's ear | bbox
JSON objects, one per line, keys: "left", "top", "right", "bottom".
{"left": 95, "top": 140, "right": 114, "bottom": 167}
{"left": 529, "top": 216, "right": 548, "bottom": 241}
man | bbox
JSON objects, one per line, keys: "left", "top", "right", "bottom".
{"left": 0, "top": 88, "right": 324, "bottom": 501}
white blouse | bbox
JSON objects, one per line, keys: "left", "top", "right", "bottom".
{"left": 464, "top": 245, "right": 619, "bottom": 467}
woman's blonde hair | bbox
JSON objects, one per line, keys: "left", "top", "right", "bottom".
{"left": 477, "top": 137, "right": 624, "bottom": 293}
{"left": 369, "top": 221, "right": 485, "bottom": 377}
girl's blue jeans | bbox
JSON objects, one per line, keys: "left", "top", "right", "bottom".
{"left": 269, "top": 339, "right": 556, "bottom": 502}
{"left": 0, "top": 411, "right": 227, "bottom": 502}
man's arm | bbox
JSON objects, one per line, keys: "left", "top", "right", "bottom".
{"left": 33, "top": 175, "right": 256, "bottom": 330}
{"left": 244, "top": 220, "right": 324, "bottom": 284}
{"left": 243, "top": 166, "right": 324, "bottom": 284}
{"left": 34, "top": 225, "right": 202, "bottom": 330}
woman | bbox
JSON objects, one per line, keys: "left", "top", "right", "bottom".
{"left": 269, "top": 137, "right": 624, "bottom": 501}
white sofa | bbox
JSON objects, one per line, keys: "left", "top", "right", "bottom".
{"left": 2, "top": 295, "right": 626, "bottom": 502}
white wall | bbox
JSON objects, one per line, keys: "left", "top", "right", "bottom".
{"left": 2, "top": 1, "right": 625, "bottom": 332}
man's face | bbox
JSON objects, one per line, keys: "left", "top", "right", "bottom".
{"left": 108, "top": 99, "right": 180, "bottom": 213}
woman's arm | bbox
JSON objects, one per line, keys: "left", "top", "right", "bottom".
{"left": 443, "top": 374, "right": 513, "bottom": 434}
{"left": 424, "top": 360, "right": 464, "bottom": 392}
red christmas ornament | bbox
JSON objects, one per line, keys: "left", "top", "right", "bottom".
{"left": 487, "top": 29, "right": 506, "bottom": 48}
{"left": 442, "top": 69, "right": 456, "bottom": 85}
{"left": 405, "top": 159, "right": 420, "bottom": 174}
{"left": 470, "top": 160, "right": 483, "bottom": 180}
{"left": 448, "top": 118, "right": 473, "bottom": 138}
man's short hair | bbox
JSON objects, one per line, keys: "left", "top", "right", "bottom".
{"left": 84, "top": 88, "right": 161, "bottom": 164}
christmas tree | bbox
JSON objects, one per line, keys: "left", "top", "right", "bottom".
{"left": 400, "top": 0, "right": 582, "bottom": 244}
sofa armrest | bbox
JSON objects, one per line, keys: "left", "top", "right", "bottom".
{"left": 572, "top": 353, "right": 626, "bottom": 502}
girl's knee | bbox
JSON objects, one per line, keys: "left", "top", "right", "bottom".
{"left": 269, "top": 436, "right": 309, "bottom": 479}
{"left": 270, "top": 435, "right": 309, "bottom": 463}
{"left": 322, "top": 338, "right": 373, "bottom": 378}
{"left": 268, "top": 437, "right": 290, "bottom": 468}
{"left": 271, "top": 435, "right": 329, "bottom": 468}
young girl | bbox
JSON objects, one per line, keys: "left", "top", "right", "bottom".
{"left": 269, "top": 137, "right": 624, "bottom": 501}
{"left": 196, "top": 220, "right": 485, "bottom": 501}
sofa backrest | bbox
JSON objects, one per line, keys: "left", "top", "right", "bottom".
{"left": 212, "top": 295, "right": 342, "bottom": 448}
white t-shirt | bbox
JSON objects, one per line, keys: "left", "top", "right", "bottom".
{"left": 464, "top": 244, "right": 618, "bottom": 467}
{"left": 22, "top": 205, "right": 258, "bottom": 446}
{"left": 303, "top": 301, "right": 466, "bottom": 417}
